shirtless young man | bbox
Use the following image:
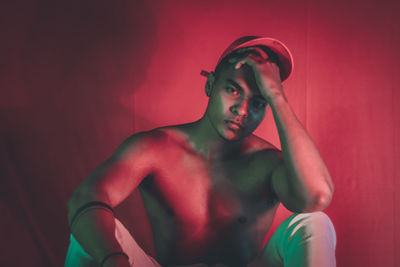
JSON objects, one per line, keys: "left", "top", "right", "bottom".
{"left": 65, "top": 36, "right": 336, "bottom": 267}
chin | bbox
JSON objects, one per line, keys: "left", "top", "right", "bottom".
{"left": 221, "top": 129, "right": 246, "bottom": 141}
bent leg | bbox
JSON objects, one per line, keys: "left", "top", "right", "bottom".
{"left": 65, "top": 219, "right": 161, "bottom": 267}
{"left": 254, "top": 212, "right": 336, "bottom": 267}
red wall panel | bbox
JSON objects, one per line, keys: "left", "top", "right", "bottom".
{"left": 1, "top": 0, "right": 398, "bottom": 266}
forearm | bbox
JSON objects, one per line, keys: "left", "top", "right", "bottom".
{"left": 67, "top": 190, "right": 130, "bottom": 266}
{"left": 269, "top": 94, "right": 334, "bottom": 211}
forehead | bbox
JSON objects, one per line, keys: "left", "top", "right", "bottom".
{"left": 215, "top": 63, "right": 260, "bottom": 93}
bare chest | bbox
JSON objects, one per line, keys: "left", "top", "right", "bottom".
{"left": 154, "top": 152, "right": 274, "bottom": 222}
{"left": 139, "top": 148, "right": 279, "bottom": 265}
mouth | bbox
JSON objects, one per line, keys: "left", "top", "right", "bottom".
{"left": 225, "top": 120, "right": 244, "bottom": 131}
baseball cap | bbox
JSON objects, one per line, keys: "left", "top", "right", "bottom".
{"left": 201, "top": 36, "right": 294, "bottom": 82}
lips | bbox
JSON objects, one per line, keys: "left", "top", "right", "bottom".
{"left": 225, "top": 120, "right": 244, "bottom": 131}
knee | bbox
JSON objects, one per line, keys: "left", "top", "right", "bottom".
{"left": 309, "top": 211, "right": 331, "bottom": 222}
{"left": 261, "top": 212, "right": 336, "bottom": 266}
{"left": 288, "top": 212, "right": 336, "bottom": 244}
{"left": 289, "top": 211, "right": 332, "bottom": 228}
{"left": 310, "top": 212, "right": 335, "bottom": 233}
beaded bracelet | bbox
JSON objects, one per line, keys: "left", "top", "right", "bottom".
{"left": 100, "top": 251, "right": 129, "bottom": 267}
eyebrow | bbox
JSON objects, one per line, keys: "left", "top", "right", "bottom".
{"left": 226, "top": 79, "right": 266, "bottom": 100}
{"left": 227, "top": 79, "right": 243, "bottom": 91}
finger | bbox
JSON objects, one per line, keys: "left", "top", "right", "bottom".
{"left": 234, "top": 51, "right": 279, "bottom": 71}
{"left": 234, "top": 56, "right": 257, "bottom": 69}
{"left": 234, "top": 60, "right": 244, "bottom": 69}
{"left": 245, "top": 55, "right": 280, "bottom": 69}
{"left": 249, "top": 47, "right": 269, "bottom": 61}
{"left": 235, "top": 47, "right": 269, "bottom": 60}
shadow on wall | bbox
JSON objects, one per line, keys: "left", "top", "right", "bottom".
{"left": 0, "top": 0, "right": 157, "bottom": 266}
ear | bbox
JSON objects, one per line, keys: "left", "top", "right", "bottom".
{"left": 205, "top": 72, "right": 216, "bottom": 97}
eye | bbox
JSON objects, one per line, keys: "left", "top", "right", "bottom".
{"left": 252, "top": 99, "right": 267, "bottom": 109}
{"left": 225, "top": 86, "right": 239, "bottom": 96}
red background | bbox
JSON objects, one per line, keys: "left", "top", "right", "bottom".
{"left": 1, "top": 0, "right": 399, "bottom": 266}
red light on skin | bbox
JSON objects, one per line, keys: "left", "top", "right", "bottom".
{"left": 225, "top": 120, "right": 243, "bottom": 131}
{"left": 231, "top": 47, "right": 270, "bottom": 70}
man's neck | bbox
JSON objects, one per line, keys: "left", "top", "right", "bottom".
{"left": 183, "top": 116, "right": 243, "bottom": 161}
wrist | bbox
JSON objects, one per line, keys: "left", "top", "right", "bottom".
{"left": 265, "top": 89, "right": 287, "bottom": 105}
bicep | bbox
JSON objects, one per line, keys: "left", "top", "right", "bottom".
{"left": 270, "top": 153, "right": 306, "bottom": 213}
{"left": 73, "top": 132, "right": 158, "bottom": 207}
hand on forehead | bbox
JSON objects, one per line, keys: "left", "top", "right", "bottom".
{"left": 228, "top": 46, "right": 269, "bottom": 64}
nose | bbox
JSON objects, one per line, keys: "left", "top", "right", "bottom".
{"left": 230, "top": 98, "right": 249, "bottom": 118}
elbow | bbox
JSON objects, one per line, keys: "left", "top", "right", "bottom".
{"left": 283, "top": 194, "right": 329, "bottom": 213}
{"left": 303, "top": 172, "right": 335, "bottom": 212}
{"left": 302, "top": 189, "right": 333, "bottom": 213}
{"left": 284, "top": 173, "right": 334, "bottom": 213}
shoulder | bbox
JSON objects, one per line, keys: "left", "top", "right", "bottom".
{"left": 244, "top": 134, "right": 280, "bottom": 154}
{"left": 111, "top": 128, "right": 169, "bottom": 160}
{"left": 242, "top": 134, "right": 283, "bottom": 165}
{"left": 114, "top": 126, "right": 188, "bottom": 158}
{"left": 118, "top": 129, "right": 166, "bottom": 148}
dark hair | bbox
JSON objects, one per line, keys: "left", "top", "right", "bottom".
{"left": 214, "top": 45, "right": 281, "bottom": 79}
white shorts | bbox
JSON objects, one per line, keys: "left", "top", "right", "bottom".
{"left": 65, "top": 212, "right": 336, "bottom": 267}
{"left": 65, "top": 219, "right": 160, "bottom": 267}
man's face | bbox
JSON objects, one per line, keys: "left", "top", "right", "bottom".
{"left": 205, "top": 61, "right": 268, "bottom": 141}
